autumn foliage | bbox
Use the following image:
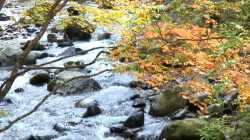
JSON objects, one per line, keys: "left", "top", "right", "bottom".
{"left": 109, "top": 0, "right": 250, "bottom": 110}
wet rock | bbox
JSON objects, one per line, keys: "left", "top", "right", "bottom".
{"left": 98, "top": 32, "right": 111, "bottom": 40}
{"left": 0, "top": 13, "right": 10, "bottom": 21}
{"left": 171, "top": 106, "right": 189, "bottom": 120}
{"left": 22, "top": 40, "right": 46, "bottom": 50}
{"left": 53, "top": 123, "right": 70, "bottom": 132}
{"left": 123, "top": 111, "right": 144, "bottom": 128}
{"left": 27, "top": 135, "right": 58, "bottom": 140}
{"left": 132, "top": 98, "right": 146, "bottom": 108}
{"left": 160, "top": 118, "right": 208, "bottom": 140}
{"left": 34, "top": 51, "right": 49, "bottom": 59}
{"left": 47, "top": 71, "right": 101, "bottom": 94}
{"left": 59, "top": 46, "right": 75, "bottom": 56}
{"left": 14, "top": 87, "right": 24, "bottom": 93}
{"left": 149, "top": 87, "right": 188, "bottom": 117}
{"left": 128, "top": 81, "right": 142, "bottom": 88}
{"left": 120, "top": 128, "right": 142, "bottom": 139}
{"left": 75, "top": 47, "right": 87, "bottom": 55}
{"left": 67, "top": 6, "right": 79, "bottom": 16}
{"left": 57, "top": 41, "right": 74, "bottom": 47}
{"left": 29, "top": 71, "right": 50, "bottom": 85}
{"left": 130, "top": 94, "right": 140, "bottom": 100}
{"left": 110, "top": 125, "right": 127, "bottom": 133}
{"left": 75, "top": 98, "right": 99, "bottom": 108}
{"left": 66, "top": 118, "right": 82, "bottom": 126}
{"left": 128, "top": 81, "right": 152, "bottom": 90}
{"left": 120, "top": 130, "right": 135, "bottom": 139}
{"left": 0, "top": 46, "right": 22, "bottom": 66}
{"left": 63, "top": 60, "right": 85, "bottom": 68}
{"left": 1, "top": 98, "right": 12, "bottom": 104}
{"left": 82, "top": 105, "right": 101, "bottom": 118}
{"left": 23, "top": 51, "right": 37, "bottom": 65}
{"left": 47, "top": 33, "right": 57, "bottom": 42}
{"left": 27, "top": 27, "right": 37, "bottom": 33}
{"left": 64, "top": 23, "right": 94, "bottom": 41}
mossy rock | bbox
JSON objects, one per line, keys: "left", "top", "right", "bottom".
{"left": 0, "top": 109, "right": 8, "bottom": 118}
{"left": 63, "top": 60, "right": 85, "bottom": 68}
{"left": 75, "top": 47, "right": 87, "bottom": 55}
{"left": 65, "top": 22, "right": 94, "bottom": 41}
{"left": 29, "top": 72, "right": 50, "bottom": 85}
{"left": 149, "top": 86, "right": 188, "bottom": 117}
{"left": 47, "top": 33, "right": 57, "bottom": 42}
{"left": 160, "top": 118, "right": 208, "bottom": 140}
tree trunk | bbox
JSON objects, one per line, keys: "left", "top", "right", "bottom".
{"left": 0, "top": 0, "right": 5, "bottom": 11}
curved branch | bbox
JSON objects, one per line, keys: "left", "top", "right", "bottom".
{"left": 0, "top": 69, "right": 111, "bottom": 132}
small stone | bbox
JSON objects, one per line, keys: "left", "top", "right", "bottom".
{"left": 132, "top": 98, "right": 146, "bottom": 108}
{"left": 14, "top": 87, "right": 24, "bottom": 93}
{"left": 110, "top": 125, "right": 127, "bottom": 133}
{"left": 123, "top": 111, "right": 144, "bottom": 128}
{"left": 82, "top": 105, "right": 101, "bottom": 118}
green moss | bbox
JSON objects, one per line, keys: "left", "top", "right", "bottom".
{"left": 47, "top": 79, "right": 58, "bottom": 91}
{"left": 0, "top": 109, "right": 8, "bottom": 118}
{"left": 161, "top": 118, "right": 208, "bottom": 140}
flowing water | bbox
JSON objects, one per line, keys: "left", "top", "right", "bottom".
{"left": 0, "top": 2, "right": 170, "bottom": 140}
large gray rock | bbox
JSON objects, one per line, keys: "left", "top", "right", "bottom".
{"left": 0, "top": 46, "right": 37, "bottom": 66}
{"left": 47, "top": 71, "right": 101, "bottom": 94}
{"left": 160, "top": 118, "right": 208, "bottom": 140}
{"left": 149, "top": 87, "right": 188, "bottom": 117}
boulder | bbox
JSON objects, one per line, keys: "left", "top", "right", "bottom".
{"left": 0, "top": 46, "right": 22, "bottom": 66}
{"left": 29, "top": 71, "right": 50, "bottom": 85}
{"left": 0, "top": 13, "right": 10, "bottom": 21}
{"left": 64, "top": 23, "right": 94, "bottom": 41}
{"left": 75, "top": 98, "right": 99, "bottom": 108}
{"left": 47, "top": 71, "right": 101, "bottom": 94}
{"left": 149, "top": 87, "right": 187, "bottom": 117}
{"left": 123, "top": 111, "right": 144, "bottom": 128}
{"left": 47, "top": 33, "right": 57, "bottom": 42}
{"left": 160, "top": 118, "right": 208, "bottom": 140}
{"left": 0, "top": 46, "right": 37, "bottom": 66}
{"left": 82, "top": 105, "right": 101, "bottom": 118}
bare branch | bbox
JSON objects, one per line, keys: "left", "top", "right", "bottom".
{"left": 0, "top": 69, "right": 111, "bottom": 132}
